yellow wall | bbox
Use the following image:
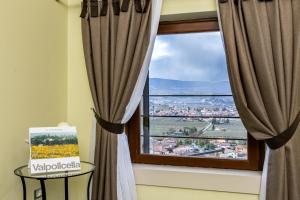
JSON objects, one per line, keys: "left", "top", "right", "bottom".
{"left": 0, "top": 0, "right": 68, "bottom": 199}
{"left": 137, "top": 186, "right": 258, "bottom": 200}
{"left": 66, "top": 0, "right": 259, "bottom": 200}
{"left": 161, "top": 0, "right": 217, "bottom": 15}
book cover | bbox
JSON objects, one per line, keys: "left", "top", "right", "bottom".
{"left": 29, "top": 127, "right": 81, "bottom": 174}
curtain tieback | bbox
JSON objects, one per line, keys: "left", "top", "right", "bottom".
{"left": 265, "top": 111, "right": 300, "bottom": 150}
{"left": 92, "top": 108, "right": 125, "bottom": 134}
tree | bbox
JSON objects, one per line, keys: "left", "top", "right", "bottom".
{"left": 212, "top": 118, "right": 217, "bottom": 124}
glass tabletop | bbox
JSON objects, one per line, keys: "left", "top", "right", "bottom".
{"left": 14, "top": 161, "right": 95, "bottom": 179}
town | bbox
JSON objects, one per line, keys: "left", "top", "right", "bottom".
{"left": 143, "top": 96, "right": 248, "bottom": 160}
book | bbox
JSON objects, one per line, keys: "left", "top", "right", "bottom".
{"left": 29, "top": 126, "right": 81, "bottom": 174}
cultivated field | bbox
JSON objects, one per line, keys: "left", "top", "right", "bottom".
{"left": 147, "top": 117, "right": 247, "bottom": 139}
{"left": 31, "top": 144, "right": 80, "bottom": 159}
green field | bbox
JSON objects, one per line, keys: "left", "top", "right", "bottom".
{"left": 148, "top": 117, "right": 247, "bottom": 139}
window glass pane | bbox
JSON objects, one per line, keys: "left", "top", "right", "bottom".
{"left": 141, "top": 136, "right": 247, "bottom": 160}
{"left": 140, "top": 117, "right": 247, "bottom": 160}
{"left": 149, "top": 78, "right": 232, "bottom": 95}
{"left": 144, "top": 117, "right": 247, "bottom": 139}
{"left": 148, "top": 96, "right": 239, "bottom": 117}
{"left": 149, "top": 32, "right": 230, "bottom": 95}
{"left": 141, "top": 31, "right": 247, "bottom": 160}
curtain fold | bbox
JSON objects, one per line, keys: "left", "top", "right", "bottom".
{"left": 218, "top": 0, "right": 300, "bottom": 199}
{"left": 81, "top": 0, "right": 161, "bottom": 199}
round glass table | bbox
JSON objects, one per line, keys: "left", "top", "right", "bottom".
{"left": 14, "top": 161, "right": 95, "bottom": 200}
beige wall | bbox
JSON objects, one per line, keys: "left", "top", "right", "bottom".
{"left": 0, "top": 0, "right": 68, "bottom": 199}
{"left": 66, "top": 0, "right": 259, "bottom": 200}
{"left": 161, "top": 0, "right": 216, "bottom": 14}
{"left": 137, "top": 186, "right": 258, "bottom": 200}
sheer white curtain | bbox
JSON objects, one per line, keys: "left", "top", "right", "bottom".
{"left": 259, "top": 147, "right": 270, "bottom": 200}
{"left": 117, "top": 1, "right": 162, "bottom": 200}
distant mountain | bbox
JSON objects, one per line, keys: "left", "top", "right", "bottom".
{"left": 149, "top": 78, "right": 232, "bottom": 95}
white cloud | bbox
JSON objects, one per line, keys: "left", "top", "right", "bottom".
{"left": 149, "top": 32, "right": 228, "bottom": 82}
{"left": 151, "top": 37, "right": 173, "bottom": 61}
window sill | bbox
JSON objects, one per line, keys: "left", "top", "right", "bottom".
{"left": 133, "top": 164, "right": 262, "bottom": 194}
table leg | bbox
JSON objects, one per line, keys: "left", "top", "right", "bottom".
{"left": 87, "top": 172, "right": 94, "bottom": 200}
{"left": 64, "top": 177, "right": 69, "bottom": 200}
{"left": 39, "top": 179, "right": 47, "bottom": 200}
{"left": 20, "top": 177, "right": 26, "bottom": 200}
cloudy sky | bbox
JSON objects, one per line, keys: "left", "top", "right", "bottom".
{"left": 149, "top": 32, "right": 229, "bottom": 82}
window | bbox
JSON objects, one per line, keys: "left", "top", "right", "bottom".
{"left": 127, "top": 19, "right": 263, "bottom": 170}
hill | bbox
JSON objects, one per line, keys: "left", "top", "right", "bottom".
{"left": 149, "top": 78, "right": 232, "bottom": 95}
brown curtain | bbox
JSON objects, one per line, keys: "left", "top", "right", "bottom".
{"left": 218, "top": 0, "right": 300, "bottom": 199}
{"left": 80, "top": 0, "right": 151, "bottom": 199}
